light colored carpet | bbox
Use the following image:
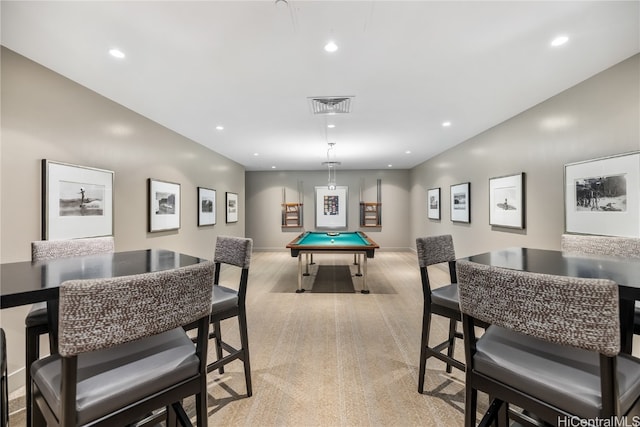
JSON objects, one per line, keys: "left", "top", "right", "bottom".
{"left": 9, "top": 251, "right": 484, "bottom": 426}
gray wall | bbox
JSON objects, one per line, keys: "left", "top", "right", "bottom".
{"left": 1, "top": 47, "right": 246, "bottom": 388}
{"left": 246, "top": 169, "right": 410, "bottom": 250}
{"left": 410, "top": 54, "right": 640, "bottom": 258}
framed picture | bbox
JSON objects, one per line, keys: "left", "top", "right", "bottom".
{"left": 450, "top": 182, "right": 470, "bottom": 223}
{"left": 197, "top": 187, "right": 216, "bottom": 226}
{"left": 42, "top": 159, "right": 114, "bottom": 240}
{"left": 148, "top": 179, "right": 181, "bottom": 232}
{"left": 315, "top": 186, "right": 348, "bottom": 229}
{"left": 564, "top": 151, "right": 640, "bottom": 237}
{"left": 226, "top": 192, "right": 238, "bottom": 223}
{"left": 489, "top": 173, "right": 525, "bottom": 229}
{"left": 427, "top": 187, "right": 441, "bottom": 220}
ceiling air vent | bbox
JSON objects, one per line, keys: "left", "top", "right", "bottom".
{"left": 308, "top": 96, "right": 354, "bottom": 115}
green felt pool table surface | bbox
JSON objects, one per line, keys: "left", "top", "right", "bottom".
{"left": 286, "top": 231, "right": 379, "bottom": 257}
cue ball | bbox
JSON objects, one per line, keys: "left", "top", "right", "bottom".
{"left": 330, "top": 239, "right": 334, "bottom": 243}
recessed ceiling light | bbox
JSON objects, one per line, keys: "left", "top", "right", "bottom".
{"left": 215, "top": 125, "right": 224, "bottom": 130}
{"left": 551, "top": 35, "right": 569, "bottom": 47}
{"left": 324, "top": 41, "right": 338, "bottom": 53}
{"left": 405, "top": 150, "right": 411, "bottom": 154}
{"left": 327, "top": 124, "right": 335, "bottom": 128}
{"left": 109, "top": 48, "right": 125, "bottom": 59}
{"left": 387, "top": 164, "right": 393, "bottom": 168}
{"left": 442, "top": 121, "right": 451, "bottom": 127}
{"left": 253, "top": 153, "right": 259, "bottom": 156}
{"left": 271, "top": 165, "right": 277, "bottom": 169}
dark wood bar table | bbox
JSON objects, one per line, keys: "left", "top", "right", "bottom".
{"left": 461, "top": 247, "right": 640, "bottom": 354}
{"left": 0, "top": 249, "right": 208, "bottom": 346}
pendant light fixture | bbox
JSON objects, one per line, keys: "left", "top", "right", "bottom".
{"left": 322, "top": 142, "right": 340, "bottom": 190}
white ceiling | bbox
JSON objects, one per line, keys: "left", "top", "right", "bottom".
{"left": 2, "top": 1, "right": 639, "bottom": 171}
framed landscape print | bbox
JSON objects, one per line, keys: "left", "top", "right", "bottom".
{"left": 42, "top": 159, "right": 114, "bottom": 240}
{"left": 489, "top": 173, "right": 525, "bottom": 229}
{"left": 226, "top": 192, "right": 238, "bottom": 223}
{"left": 198, "top": 187, "right": 216, "bottom": 226}
{"left": 315, "top": 186, "right": 348, "bottom": 229}
{"left": 450, "top": 182, "right": 470, "bottom": 223}
{"left": 564, "top": 151, "right": 640, "bottom": 237}
{"left": 149, "top": 179, "right": 181, "bottom": 232}
{"left": 427, "top": 187, "right": 441, "bottom": 220}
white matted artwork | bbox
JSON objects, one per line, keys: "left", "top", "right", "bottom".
{"left": 450, "top": 182, "right": 470, "bottom": 223}
{"left": 315, "top": 186, "right": 348, "bottom": 229}
{"left": 564, "top": 151, "right": 640, "bottom": 237}
{"left": 149, "top": 178, "right": 181, "bottom": 232}
{"left": 42, "top": 159, "right": 114, "bottom": 240}
{"left": 226, "top": 192, "right": 238, "bottom": 223}
{"left": 427, "top": 187, "right": 441, "bottom": 220}
{"left": 198, "top": 187, "right": 216, "bottom": 226}
{"left": 489, "top": 173, "right": 525, "bottom": 229}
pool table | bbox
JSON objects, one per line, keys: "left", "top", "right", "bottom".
{"left": 286, "top": 231, "right": 380, "bottom": 293}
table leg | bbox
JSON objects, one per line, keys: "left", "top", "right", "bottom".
{"left": 355, "top": 253, "right": 363, "bottom": 277}
{"left": 361, "top": 255, "right": 370, "bottom": 294}
{"left": 296, "top": 254, "right": 305, "bottom": 293}
{"left": 620, "top": 299, "right": 634, "bottom": 354}
{"left": 353, "top": 254, "right": 358, "bottom": 265}
{"left": 47, "top": 299, "right": 59, "bottom": 351}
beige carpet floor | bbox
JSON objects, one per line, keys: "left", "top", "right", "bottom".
{"left": 8, "top": 250, "right": 487, "bottom": 426}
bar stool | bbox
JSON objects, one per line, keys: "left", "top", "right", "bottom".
{"left": 30, "top": 261, "right": 214, "bottom": 426}
{"left": 457, "top": 260, "right": 640, "bottom": 426}
{"left": 26, "top": 236, "right": 114, "bottom": 426}
{"left": 415, "top": 235, "right": 464, "bottom": 393}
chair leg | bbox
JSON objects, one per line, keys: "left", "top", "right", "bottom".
{"left": 196, "top": 382, "right": 208, "bottom": 426}
{"left": 213, "top": 321, "right": 224, "bottom": 374}
{"left": 445, "top": 319, "right": 457, "bottom": 374}
{"left": 497, "top": 402, "right": 508, "bottom": 427}
{"left": 166, "top": 404, "right": 177, "bottom": 427}
{"left": 25, "top": 325, "right": 42, "bottom": 427}
{"left": 31, "top": 393, "right": 46, "bottom": 427}
{"left": 465, "top": 383, "right": 477, "bottom": 427}
{"left": 417, "top": 308, "right": 432, "bottom": 394}
{"left": 238, "top": 310, "right": 252, "bottom": 397}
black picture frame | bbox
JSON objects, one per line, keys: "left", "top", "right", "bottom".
{"left": 226, "top": 191, "right": 238, "bottom": 223}
{"left": 197, "top": 187, "right": 216, "bottom": 226}
{"left": 450, "top": 182, "right": 470, "bottom": 223}
{"left": 42, "top": 159, "right": 114, "bottom": 240}
{"left": 564, "top": 151, "right": 640, "bottom": 237}
{"left": 489, "top": 173, "right": 525, "bottom": 229}
{"left": 427, "top": 187, "right": 441, "bottom": 220}
{"left": 148, "top": 178, "right": 181, "bottom": 232}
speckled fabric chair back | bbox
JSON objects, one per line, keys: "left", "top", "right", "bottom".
{"left": 561, "top": 234, "right": 640, "bottom": 259}
{"left": 31, "top": 236, "right": 115, "bottom": 262}
{"left": 456, "top": 260, "right": 620, "bottom": 356}
{"left": 416, "top": 235, "right": 455, "bottom": 267}
{"left": 214, "top": 236, "right": 253, "bottom": 269}
{"left": 57, "top": 261, "right": 215, "bottom": 357}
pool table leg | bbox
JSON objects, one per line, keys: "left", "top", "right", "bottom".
{"left": 296, "top": 254, "right": 305, "bottom": 293}
{"left": 355, "top": 253, "right": 363, "bottom": 277}
{"left": 303, "top": 253, "right": 310, "bottom": 276}
{"left": 361, "top": 255, "right": 370, "bottom": 294}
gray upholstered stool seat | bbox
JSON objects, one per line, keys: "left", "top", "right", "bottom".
{"left": 32, "top": 327, "right": 199, "bottom": 425}
{"left": 211, "top": 285, "right": 239, "bottom": 314}
{"left": 475, "top": 326, "right": 640, "bottom": 419}
{"left": 430, "top": 283, "right": 459, "bottom": 311}
{"left": 25, "top": 303, "right": 48, "bottom": 327}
